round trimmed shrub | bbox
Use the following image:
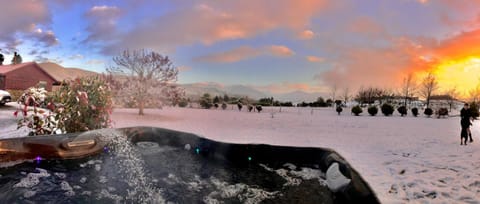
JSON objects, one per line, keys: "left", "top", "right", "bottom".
{"left": 397, "top": 106, "right": 407, "bottom": 117}
{"left": 424, "top": 108, "right": 433, "bottom": 117}
{"left": 411, "top": 107, "right": 419, "bottom": 117}
{"left": 336, "top": 106, "right": 343, "bottom": 115}
{"left": 381, "top": 103, "right": 394, "bottom": 116}
{"left": 256, "top": 105, "right": 262, "bottom": 113}
{"left": 178, "top": 100, "right": 188, "bottom": 108}
{"left": 237, "top": 102, "right": 243, "bottom": 111}
{"left": 221, "top": 103, "right": 227, "bottom": 110}
{"left": 351, "top": 105, "right": 363, "bottom": 116}
{"left": 247, "top": 105, "right": 254, "bottom": 112}
{"left": 367, "top": 106, "right": 378, "bottom": 116}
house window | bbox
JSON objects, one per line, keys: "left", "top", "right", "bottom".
{"left": 38, "top": 81, "right": 47, "bottom": 89}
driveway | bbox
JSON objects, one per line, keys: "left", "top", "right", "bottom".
{"left": 0, "top": 102, "right": 26, "bottom": 139}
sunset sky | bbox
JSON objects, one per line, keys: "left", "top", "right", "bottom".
{"left": 1, "top": 0, "right": 480, "bottom": 96}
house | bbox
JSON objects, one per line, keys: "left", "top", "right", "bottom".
{"left": 0, "top": 62, "right": 58, "bottom": 91}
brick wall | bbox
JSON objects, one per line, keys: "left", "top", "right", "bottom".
{"left": 3, "top": 65, "right": 55, "bottom": 91}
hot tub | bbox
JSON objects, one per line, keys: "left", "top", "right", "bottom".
{"left": 0, "top": 127, "right": 379, "bottom": 203}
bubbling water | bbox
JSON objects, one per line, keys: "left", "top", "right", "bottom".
{"left": 93, "top": 129, "right": 166, "bottom": 203}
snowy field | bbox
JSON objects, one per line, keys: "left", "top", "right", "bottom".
{"left": 1, "top": 104, "right": 480, "bottom": 203}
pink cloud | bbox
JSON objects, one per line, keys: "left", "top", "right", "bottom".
{"left": 178, "top": 66, "right": 192, "bottom": 72}
{"left": 0, "top": 0, "right": 52, "bottom": 49}
{"left": 100, "top": 0, "right": 333, "bottom": 54}
{"left": 195, "top": 45, "right": 294, "bottom": 63}
{"left": 306, "top": 56, "right": 324, "bottom": 62}
{"left": 255, "top": 82, "right": 326, "bottom": 94}
{"left": 269, "top": 45, "right": 295, "bottom": 57}
{"left": 347, "top": 16, "right": 386, "bottom": 38}
{"left": 299, "top": 30, "right": 315, "bottom": 39}
{"left": 195, "top": 46, "right": 261, "bottom": 63}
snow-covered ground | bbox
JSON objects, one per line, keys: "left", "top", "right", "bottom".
{"left": 1, "top": 104, "right": 480, "bottom": 203}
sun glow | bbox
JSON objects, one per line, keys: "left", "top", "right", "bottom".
{"left": 430, "top": 57, "right": 480, "bottom": 98}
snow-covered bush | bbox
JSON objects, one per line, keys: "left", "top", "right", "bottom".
{"left": 397, "top": 106, "right": 407, "bottom": 117}
{"left": 15, "top": 76, "right": 113, "bottom": 135}
{"left": 18, "top": 87, "right": 48, "bottom": 107}
{"left": 411, "top": 107, "right": 419, "bottom": 117}
{"left": 221, "top": 103, "right": 227, "bottom": 110}
{"left": 14, "top": 87, "right": 59, "bottom": 135}
{"left": 351, "top": 105, "right": 363, "bottom": 116}
{"left": 52, "top": 76, "right": 113, "bottom": 133}
{"left": 367, "top": 106, "right": 378, "bottom": 116}
{"left": 381, "top": 104, "right": 394, "bottom": 116}
{"left": 424, "top": 108, "right": 433, "bottom": 117}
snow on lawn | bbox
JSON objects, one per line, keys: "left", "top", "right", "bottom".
{"left": 112, "top": 106, "right": 480, "bottom": 203}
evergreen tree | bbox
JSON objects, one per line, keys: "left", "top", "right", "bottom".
{"left": 11, "top": 52, "right": 22, "bottom": 65}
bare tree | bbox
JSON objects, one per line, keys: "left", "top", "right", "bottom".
{"left": 420, "top": 72, "right": 438, "bottom": 108}
{"left": 107, "top": 49, "right": 182, "bottom": 115}
{"left": 342, "top": 87, "right": 350, "bottom": 105}
{"left": 330, "top": 84, "right": 337, "bottom": 102}
{"left": 355, "top": 87, "right": 384, "bottom": 105}
{"left": 445, "top": 87, "right": 458, "bottom": 111}
{"left": 401, "top": 74, "right": 416, "bottom": 107}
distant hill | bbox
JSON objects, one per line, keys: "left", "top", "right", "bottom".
{"left": 38, "top": 62, "right": 98, "bottom": 82}
{"left": 273, "top": 91, "right": 325, "bottom": 104}
{"left": 225, "top": 85, "right": 267, "bottom": 99}
{"left": 180, "top": 83, "right": 325, "bottom": 103}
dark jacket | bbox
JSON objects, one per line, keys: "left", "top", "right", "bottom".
{"left": 461, "top": 108, "right": 471, "bottom": 128}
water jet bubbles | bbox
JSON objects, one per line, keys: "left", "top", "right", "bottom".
{"left": 23, "top": 190, "right": 36, "bottom": 198}
{"left": 54, "top": 172, "right": 67, "bottom": 179}
{"left": 184, "top": 144, "right": 191, "bottom": 150}
{"left": 99, "top": 176, "right": 108, "bottom": 183}
{"left": 95, "top": 164, "right": 102, "bottom": 171}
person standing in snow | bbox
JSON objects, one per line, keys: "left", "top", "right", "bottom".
{"left": 460, "top": 103, "right": 473, "bottom": 145}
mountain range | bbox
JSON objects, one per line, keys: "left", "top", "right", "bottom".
{"left": 180, "top": 82, "right": 325, "bottom": 103}
{"left": 37, "top": 62, "right": 324, "bottom": 103}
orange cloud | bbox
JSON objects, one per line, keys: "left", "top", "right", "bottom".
{"left": 269, "top": 45, "right": 295, "bottom": 57}
{"left": 256, "top": 82, "right": 320, "bottom": 94}
{"left": 299, "top": 30, "right": 315, "bottom": 39}
{"left": 195, "top": 45, "right": 294, "bottom": 63}
{"left": 306, "top": 56, "right": 324, "bottom": 62}
{"left": 194, "top": 46, "right": 261, "bottom": 63}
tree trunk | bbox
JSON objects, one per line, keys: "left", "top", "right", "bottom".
{"left": 139, "top": 101, "right": 145, "bottom": 115}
